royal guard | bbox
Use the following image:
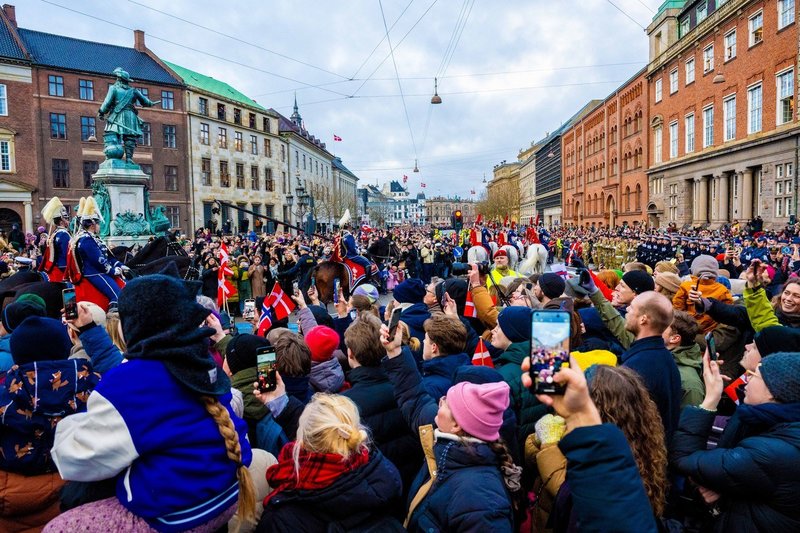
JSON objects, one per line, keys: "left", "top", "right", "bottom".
{"left": 567, "top": 237, "right": 583, "bottom": 266}
{"left": 508, "top": 220, "right": 518, "bottom": 246}
{"left": 526, "top": 218, "right": 540, "bottom": 245}
{"left": 496, "top": 216, "right": 508, "bottom": 247}
{"left": 469, "top": 214, "right": 483, "bottom": 248}
{"left": 38, "top": 196, "right": 71, "bottom": 282}
{"left": 66, "top": 197, "right": 129, "bottom": 310}
{"left": 338, "top": 209, "right": 372, "bottom": 274}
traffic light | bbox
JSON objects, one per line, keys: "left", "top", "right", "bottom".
{"left": 453, "top": 210, "right": 463, "bottom": 231}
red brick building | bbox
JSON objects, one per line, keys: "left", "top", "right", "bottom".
{"left": 562, "top": 68, "right": 649, "bottom": 228}
{"left": 0, "top": 5, "right": 191, "bottom": 231}
{"left": 646, "top": 0, "right": 798, "bottom": 228}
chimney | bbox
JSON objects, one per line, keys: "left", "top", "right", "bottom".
{"left": 3, "top": 4, "right": 17, "bottom": 28}
{"left": 133, "top": 29, "right": 146, "bottom": 51}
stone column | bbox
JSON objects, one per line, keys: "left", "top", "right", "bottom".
{"left": 23, "top": 201, "right": 32, "bottom": 234}
{"left": 697, "top": 177, "right": 710, "bottom": 223}
{"left": 741, "top": 169, "right": 754, "bottom": 220}
{"left": 692, "top": 178, "right": 699, "bottom": 222}
{"left": 710, "top": 176, "right": 719, "bottom": 222}
{"left": 718, "top": 174, "right": 729, "bottom": 224}
{"left": 733, "top": 171, "right": 743, "bottom": 219}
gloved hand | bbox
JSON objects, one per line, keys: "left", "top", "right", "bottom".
{"left": 113, "top": 267, "right": 123, "bottom": 277}
{"left": 535, "top": 414, "right": 566, "bottom": 446}
{"left": 577, "top": 269, "right": 598, "bottom": 295}
{"left": 571, "top": 258, "right": 586, "bottom": 270}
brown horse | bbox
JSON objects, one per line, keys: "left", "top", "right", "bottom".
{"left": 312, "top": 262, "right": 351, "bottom": 304}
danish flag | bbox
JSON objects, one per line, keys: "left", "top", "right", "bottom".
{"left": 267, "top": 282, "right": 296, "bottom": 321}
{"left": 333, "top": 134, "right": 342, "bottom": 141}
{"left": 420, "top": 183, "right": 426, "bottom": 188}
{"left": 471, "top": 338, "right": 493, "bottom": 367}
{"left": 217, "top": 243, "right": 236, "bottom": 307}
{"left": 463, "top": 290, "right": 478, "bottom": 318}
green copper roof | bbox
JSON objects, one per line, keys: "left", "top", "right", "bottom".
{"left": 164, "top": 60, "right": 267, "bottom": 111}
{"left": 654, "top": 0, "right": 687, "bottom": 20}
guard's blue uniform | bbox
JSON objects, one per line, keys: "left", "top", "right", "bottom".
{"left": 74, "top": 231, "right": 125, "bottom": 303}
{"left": 342, "top": 231, "right": 372, "bottom": 272}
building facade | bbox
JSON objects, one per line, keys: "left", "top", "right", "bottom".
{"left": 165, "top": 61, "right": 285, "bottom": 233}
{"left": 562, "top": 69, "right": 649, "bottom": 228}
{"left": 518, "top": 143, "right": 539, "bottom": 223}
{"left": 329, "top": 157, "right": 359, "bottom": 232}
{"left": 646, "top": 0, "right": 798, "bottom": 228}
{"left": 425, "top": 196, "right": 476, "bottom": 226}
{"left": 487, "top": 160, "right": 521, "bottom": 222}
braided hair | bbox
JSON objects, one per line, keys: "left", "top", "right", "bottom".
{"left": 487, "top": 439, "right": 523, "bottom": 511}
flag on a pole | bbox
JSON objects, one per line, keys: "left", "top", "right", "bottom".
{"left": 333, "top": 134, "right": 342, "bottom": 141}
{"left": 403, "top": 175, "right": 408, "bottom": 183}
{"left": 724, "top": 373, "right": 748, "bottom": 404}
{"left": 268, "top": 282, "right": 296, "bottom": 321}
{"left": 471, "top": 338, "right": 493, "bottom": 367}
{"left": 463, "top": 290, "right": 478, "bottom": 318}
{"left": 420, "top": 183, "right": 426, "bottom": 188}
{"left": 217, "top": 243, "right": 235, "bottom": 308}
{"left": 256, "top": 301, "right": 273, "bottom": 336}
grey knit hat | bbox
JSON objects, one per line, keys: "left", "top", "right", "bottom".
{"left": 691, "top": 255, "right": 719, "bottom": 279}
{"left": 760, "top": 352, "right": 800, "bottom": 404}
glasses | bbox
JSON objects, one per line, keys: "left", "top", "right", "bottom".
{"left": 745, "top": 369, "right": 763, "bottom": 380}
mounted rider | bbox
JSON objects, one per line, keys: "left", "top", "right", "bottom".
{"left": 334, "top": 209, "right": 374, "bottom": 289}
{"left": 38, "top": 196, "right": 71, "bottom": 282}
{"left": 66, "top": 197, "right": 128, "bottom": 310}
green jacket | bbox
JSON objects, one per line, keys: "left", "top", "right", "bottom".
{"left": 590, "top": 291, "right": 634, "bottom": 350}
{"left": 744, "top": 286, "right": 780, "bottom": 332}
{"left": 671, "top": 343, "right": 705, "bottom": 409}
{"left": 231, "top": 367, "right": 269, "bottom": 422}
{"left": 494, "top": 340, "right": 548, "bottom": 436}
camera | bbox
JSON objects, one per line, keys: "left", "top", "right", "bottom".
{"left": 451, "top": 261, "right": 490, "bottom": 276}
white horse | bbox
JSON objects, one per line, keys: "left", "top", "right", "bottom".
{"left": 518, "top": 243, "right": 548, "bottom": 275}
{"left": 467, "top": 245, "right": 489, "bottom": 264}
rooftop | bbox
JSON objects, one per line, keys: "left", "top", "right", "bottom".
{"left": 273, "top": 109, "right": 331, "bottom": 154}
{"left": 0, "top": 16, "right": 25, "bottom": 61}
{"left": 164, "top": 61, "right": 266, "bottom": 111}
{"left": 332, "top": 156, "right": 358, "bottom": 180}
{"left": 654, "top": 0, "right": 687, "bottom": 20}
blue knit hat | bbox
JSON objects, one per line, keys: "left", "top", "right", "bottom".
{"left": 393, "top": 278, "right": 426, "bottom": 304}
{"left": 497, "top": 306, "right": 533, "bottom": 344}
{"left": 10, "top": 316, "right": 72, "bottom": 365}
{"left": 760, "top": 352, "right": 800, "bottom": 404}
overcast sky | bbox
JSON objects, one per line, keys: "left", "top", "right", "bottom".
{"left": 20, "top": 0, "right": 660, "bottom": 198}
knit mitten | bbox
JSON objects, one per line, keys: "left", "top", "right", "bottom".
{"left": 535, "top": 414, "right": 566, "bottom": 446}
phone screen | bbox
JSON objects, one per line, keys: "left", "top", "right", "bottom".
{"left": 529, "top": 310, "right": 571, "bottom": 394}
{"left": 388, "top": 306, "right": 402, "bottom": 337}
{"left": 243, "top": 299, "right": 255, "bottom": 320}
{"left": 293, "top": 281, "right": 299, "bottom": 294}
{"left": 705, "top": 332, "right": 717, "bottom": 361}
{"left": 63, "top": 288, "right": 78, "bottom": 320}
{"left": 256, "top": 349, "right": 277, "bottom": 393}
{"left": 333, "top": 278, "right": 341, "bottom": 304}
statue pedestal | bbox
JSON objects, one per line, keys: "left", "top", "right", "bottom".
{"left": 92, "top": 160, "right": 155, "bottom": 248}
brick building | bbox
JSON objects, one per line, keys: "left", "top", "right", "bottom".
{"left": 646, "top": 0, "right": 798, "bottom": 228}
{"left": 0, "top": 5, "right": 192, "bottom": 231}
{"left": 425, "top": 196, "right": 476, "bottom": 226}
{"left": 562, "top": 68, "right": 649, "bottom": 228}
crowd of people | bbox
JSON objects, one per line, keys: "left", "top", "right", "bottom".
{"left": 0, "top": 197, "right": 798, "bottom": 531}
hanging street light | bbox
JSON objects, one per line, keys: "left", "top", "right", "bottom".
{"left": 430, "top": 77, "right": 442, "bottom": 104}
{"left": 413, "top": 159, "right": 420, "bottom": 172}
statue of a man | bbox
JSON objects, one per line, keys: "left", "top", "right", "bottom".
{"left": 98, "top": 67, "right": 155, "bottom": 163}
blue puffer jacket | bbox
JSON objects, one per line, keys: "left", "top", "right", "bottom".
{"left": 671, "top": 403, "right": 800, "bottom": 532}
{"left": 0, "top": 335, "right": 12, "bottom": 385}
{"left": 421, "top": 352, "right": 470, "bottom": 400}
{"left": 400, "top": 303, "right": 431, "bottom": 361}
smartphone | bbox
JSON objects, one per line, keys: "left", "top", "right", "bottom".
{"left": 333, "top": 278, "right": 341, "bottom": 304}
{"left": 388, "top": 306, "right": 402, "bottom": 337}
{"left": 62, "top": 288, "right": 78, "bottom": 320}
{"left": 311, "top": 276, "right": 316, "bottom": 288}
{"left": 694, "top": 278, "right": 701, "bottom": 292}
{"left": 292, "top": 281, "right": 299, "bottom": 294}
{"left": 705, "top": 332, "right": 717, "bottom": 361}
{"left": 529, "top": 310, "right": 571, "bottom": 394}
{"left": 256, "top": 347, "right": 278, "bottom": 393}
{"left": 243, "top": 299, "right": 255, "bottom": 320}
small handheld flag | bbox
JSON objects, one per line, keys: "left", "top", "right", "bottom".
{"left": 471, "top": 338, "right": 493, "bottom": 367}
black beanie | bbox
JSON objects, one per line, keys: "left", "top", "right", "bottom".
{"left": 538, "top": 273, "right": 566, "bottom": 299}
{"left": 10, "top": 316, "right": 72, "bottom": 365}
{"left": 622, "top": 270, "right": 655, "bottom": 295}
{"left": 497, "top": 306, "right": 533, "bottom": 344}
{"left": 755, "top": 326, "right": 800, "bottom": 357}
{"left": 2, "top": 300, "right": 47, "bottom": 334}
{"left": 226, "top": 334, "right": 270, "bottom": 375}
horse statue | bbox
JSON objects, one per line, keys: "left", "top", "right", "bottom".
{"left": 518, "top": 243, "right": 549, "bottom": 275}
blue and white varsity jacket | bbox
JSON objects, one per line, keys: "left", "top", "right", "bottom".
{"left": 51, "top": 358, "right": 252, "bottom": 533}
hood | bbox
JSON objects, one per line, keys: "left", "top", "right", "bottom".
{"left": 433, "top": 434, "right": 499, "bottom": 472}
{"left": 671, "top": 343, "right": 703, "bottom": 369}
{"left": 495, "top": 341, "right": 530, "bottom": 366}
{"left": 399, "top": 303, "right": 431, "bottom": 329}
{"left": 422, "top": 353, "right": 470, "bottom": 379}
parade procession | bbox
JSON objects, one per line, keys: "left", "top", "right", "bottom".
{"left": 0, "top": 1, "right": 798, "bottom": 532}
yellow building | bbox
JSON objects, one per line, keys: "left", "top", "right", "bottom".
{"left": 485, "top": 160, "right": 521, "bottom": 222}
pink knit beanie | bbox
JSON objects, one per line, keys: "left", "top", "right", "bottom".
{"left": 446, "top": 381, "right": 510, "bottom": 441}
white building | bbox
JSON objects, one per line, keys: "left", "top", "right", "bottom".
{"left": 331, "top": 156, "right": 358, "bottom": 230}
{"left": 518, "top": 142, "right": 539, "bottom": 222}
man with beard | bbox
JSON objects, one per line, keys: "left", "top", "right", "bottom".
{"left": 485, "top": 249, "right": 522, "bottom": 289}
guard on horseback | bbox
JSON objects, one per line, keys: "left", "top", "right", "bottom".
{"left": 339, "top": 211, "right": 373, "bottom": 275}
{"left": 66, "top": 197, "right": 128, "bottom": 310}
{"left": 38, "top": 196, "right": 71, "bottom": 282}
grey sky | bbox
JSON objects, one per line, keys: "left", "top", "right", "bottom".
{"left": 21, "top": 0, "right": 659, "bottom": 198}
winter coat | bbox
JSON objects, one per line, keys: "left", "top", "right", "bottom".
{"left": 0, "top": 336, "right": 11, "bottom": 385}
{"left": 236, "top": 267, "right": 252, "bottom": 302}
{"left": 673, "top": 277, "right": 733, "bottom": 334}
{"left": 248, "top": 264, "right": 267, "bottom": 298}
{"left": 620, "top": 336, "right": 682, "bottom": 441}
{"left": 400, "top": 303, "right": 431, "bottom": 348}
{"left": 671, "top": 343, "right": 705, "bottom": 409}
{"left": 341, "top": 365, "right": 423, "bottom": 494}
{"left": 0, "top": 359, "right": 99, "bottom": 475}
{"left": 200, "top": 267, "right": 218, "bottom": 300}
{"left": 470, "top": 285, "right": 499, "bottom": 333}
{"left": 310, "top": 357, "right": 345, "bottom": 393}
{"left": 421, "top": 353, "right": 470, "bottom": 400}
{"left": 230, "top": 367, "right": 269, "bottom": 423}
{"left": 256, "top": 448, "right": 404, "bottom": 533}
{"left": 671, "top": 404, "right": 800, "bottom": 532}
{"left": 744, "top": 285, "right": 800, "bottom": 332}
{"left": 494, "top": 341, "right": 548, "bottom": 435}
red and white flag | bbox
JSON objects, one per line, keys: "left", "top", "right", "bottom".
{"left": 268, "top": 282, "right": 296, "bottom": 321}
{"left": 471, "top": 338, "right": 493, "bottom": 367}
{"left": 217, "top": 243, "right": 236, "bottom": 307}
{"left": 463, "top": 291, "right": 478, "bottom": 318}
{"left": 420, "top": 183, "right": 426, "bottom": 188}
{"left": 724, "top": 373, "right": 748, "bottom": 405}
{"left": 403, "top": 175, "right": 408, "bottom": 183}
{"left": 333, "top": 134, "right": 342, "bottom": 141}
{"left": 256, "top": 300, "right": 273, "bottom": 336}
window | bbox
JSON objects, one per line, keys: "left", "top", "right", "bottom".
{"left": 80, "top": 116, "right": 96, "bottom": 141}
{"left": 749, "top": 11, "right": 763, "bottom": 46}
{"left": 140, "top": 164, "right": 153, "bottom": 179}
{"left": 0, "top": 84, "right": 6, "bottom": 116}
{"left": 234, "top": 131, "right": 243, "bottom": 151}
{"left": 653, "top": 126, "right": 662, "bottom": 164}
{"left": 198, "top": 97, "right": 208, "bottom": 116}
{"left": 236, "top": 163, "right": 245, "bottom": 188}
{"left": 282, "top": 171, "right": 287, "bottom": 191}
{"left": 218, "top": 127, "right": 227, "bottom": 148}
{"left": 160, "top": 90, "right": 174, "bottom": 110}
{"left": 48, "top": 75, "right": 64, "bottom": 97}
{"left": 776, "top": 198, "right": 784, "bottom": 217}
{"left": 685, "top": 113, "right": 695, "bottom": 153}
{"left": 250, "top": 165, "right": 259, "bottom": 190}
{"left": 52, "top": 159, "right": 69, "bottom": 188}
{"left": 201, "top": 158, "right": 211, "bottom": 186}
{"left": 280, "top": 144, "right": 285, "bottom": 162}
{"left": 686, "top": 57, "right": 695, "bottom": 84}
{"left": 703, "top": 105, "right": 714, "bottom": 147}
{"left": 669, "top": 69, "right": 678, "bottom": 94}
{"left": 263, "top": 117, "right": 270, "bottom": 133}
{"left": 165, "top": 206, "right": 180, "bottom": 228}
{"left": 723, "top": 96, "right": 736, "bottom": 141}
{"left": 50, "top": 113, "right": 67, "bottom": 139}
{"left": 697, "top": 3, "right": 707, "bottom": 22}
{"left": 249, "top": 113, "right": 256, "bottom": 129}
{"left": 250, "top": 135, "right": 258, "bottom": 155}
{"left": 724, "top": 29, "right": 736, "bottom": 61}
{"left": 295, "top": 150, "right": 299, "bottom": 167}
{"left": 140, "top": 122, "right": 151, "bottom": 146}
{"left": 779, "top": 0, "right": 795, "bottom": 29}
{"left": 669, "top": 121, "right": 678, "bottom": 158}
{"left": 703, "top": 45, "right": 714, "bottom": 73}
{"left": 220, "top": 161, "right": 229, "bottom": 187}
{"left": 679, "top": 16, "right": 690, "bottom": 37}
{"left": 217, "top": 103, "right": 226, "bottom": 121}
{"left": 302, "top": 154, "right": 306, "bottom": 170}
{"left": 138, "top": 87, "right": 149, "bottom": 99}
{"left": 655, "top": 78, "right": 662, "bottom": 102}
{"left": 165, "top": 166, "right": 178, "bottom": 191}
{"left": 163, "top": 125, "right": 177, "bottom": 148}
{"left": 79, "top": 79, "right": 94, "bottom": 100}
{"left": 82, "top": 160, "right": 98, "bottom": 188}
{"left": 200, "top": 123, "right": 210, "bottom": 145}
{"left": 265, "top": 168, "right": 274, "bottom": 191}
{"left": 0, "top": 140, "right": 10, "bottom": 171}
{"left": 777, "top": 69, "right": 795, "bottom": 125}
{"left": 264, "top": 138, "right": 272, "bottom": 157}
{"left": 233, "top": 108, "right": 241, "bottom": 125}
{"left": 748, "top": 83, "right": 762, "bottom": 134}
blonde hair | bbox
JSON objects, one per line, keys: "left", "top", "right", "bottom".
{"left": 105, "top": 309, "right": 126, "bottom": 351}
{"left": 398, "top": 321, "right": 421, "bottom": 352}
{"left": 294, "top": 394, "right": 369, "bottom": 474}
{"left": 201, "top": 396, "right": 256, "bottom": 521}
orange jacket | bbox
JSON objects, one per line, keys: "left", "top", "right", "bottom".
{"left": 673, "top": 276, "right": 733, "bottom": 334}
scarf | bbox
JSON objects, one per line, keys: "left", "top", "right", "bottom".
{"left": 776, "top": 308, "right": 800, "bottom": 329}
{"left": 736, "top": 402, "right": 800, "bottom": 429}
{"left": 264, "top": 442, "right": 369, "bottom": 505}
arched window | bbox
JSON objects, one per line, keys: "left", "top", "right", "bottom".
{"left": 625, "top": 186, "right": 631, "bottom": 212}
{"left": 635, "top": 184, "right": 642, "bottom": 211}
